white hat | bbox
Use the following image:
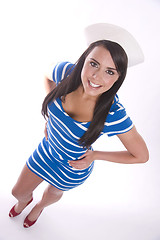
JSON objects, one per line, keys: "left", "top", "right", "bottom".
{"left": 84, "top": 23, "right": 144, "bottom": 67}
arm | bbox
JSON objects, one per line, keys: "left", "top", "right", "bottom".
{"left": 44, "top": 61, "right": 74, "bottom": 141}
{"left": 94, "top": 126, "right": 149, "bottom": 164}
{"left": 68, "top": 126, "right": 149, "bottom": 169}
{"left": 44, "top": 63, "right": 56, "bottom": 94}
{"left": 44, "top": 64, "right": 56, "bottom": 140}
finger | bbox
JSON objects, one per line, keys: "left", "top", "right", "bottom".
{"left": 68, "top": 160, "right": 81, "bottom": 168}
{"left": 68, "top": 162, "right": 78, "bottom": 169}
{"left": 68, "top": 160, "right": 76, "bottom": 166}
{"left": 44, "top": 129, "right": 47, "bottom": 139}
{"left": 69, "top": 159, "right": 82, "bottom": 164}
{"left": 78, "top": 153, "right": 87, "bottom": 160}
{"left": 69, "top": 160, "right": 87, "bottom": 169}
{"left": 44, "top": 127, "right": 48, "bottom": 140}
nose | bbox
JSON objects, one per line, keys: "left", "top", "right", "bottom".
{"left": 92, "top": 69, "right": 103, "bottom": 82}
{"left": 92, "top": 69, "right": 99, "bottom": 78}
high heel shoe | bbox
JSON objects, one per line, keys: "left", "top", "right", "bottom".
{"left": 9, "top": 197, "right": 33, "bottom": 218}
{"left": 23, "top": 210, "right": 43, "bottom": 228}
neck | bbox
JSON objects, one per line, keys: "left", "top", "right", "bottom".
{"left": 76, "top": 85, "right": 99, "bottom": 103}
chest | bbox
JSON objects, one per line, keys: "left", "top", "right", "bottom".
{"left": 61, "top": 93, "right": 95, "bottom": 122}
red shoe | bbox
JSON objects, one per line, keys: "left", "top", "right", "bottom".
{"left": 9, "top": 198, "right": 33, "bottom": 218}
{"left": 23, "top": 210, "right": 43, "bottom": 228}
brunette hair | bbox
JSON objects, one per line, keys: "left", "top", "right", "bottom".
{"left": 42, "top": 40, "right": 128, "bottom": 148}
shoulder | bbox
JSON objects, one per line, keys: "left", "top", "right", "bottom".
{"left": 103, "top": 95, "right": 134, "bottom": 136}
{"left": 107, "top": 95, "right": 127, "bottom": 120}
{"left": 52, "top": 61, "right": 74, "bottom": 85}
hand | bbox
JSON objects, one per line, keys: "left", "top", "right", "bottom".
{"left": 68, "top": 150, "right": 96, "bottom": 170}
{"left": 44, "top": 122, "right": 48, "bottom": 141}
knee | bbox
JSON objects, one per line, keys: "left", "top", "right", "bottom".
{"left": 47, "top": 185, "right": 63, "bottom": 200}
{"left": 11, "top": 185, "right": 19, "bottom": 198}
{"left": 11, "top": 185, "right": 32, "bottom": 201}
{"left": 11, "top": 185, "right": 23, "bottom": 199}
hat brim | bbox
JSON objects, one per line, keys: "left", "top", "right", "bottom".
{"left": 84, "top": 23, "right": 144, "bottom": 67}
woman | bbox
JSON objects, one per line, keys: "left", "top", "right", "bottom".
{"left": 9, "top": 26, "right": 149, "bottom": 228}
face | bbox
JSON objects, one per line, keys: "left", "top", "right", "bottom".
{"left": 81, "top": 46, "right": 120, "bottom": 100}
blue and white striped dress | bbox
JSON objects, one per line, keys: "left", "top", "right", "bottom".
{"left": 26, "top": 62, "right": 134, "bottom": 191}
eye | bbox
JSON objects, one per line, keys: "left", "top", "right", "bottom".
{"left": 106, "top": 70, "right": 115, "bottom": 75}
{"left": 90, "top": 61, "right": 98, "bottom": 68}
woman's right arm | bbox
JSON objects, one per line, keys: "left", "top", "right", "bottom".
{"left": 44, "top": 64, "right": 57, "bottom": 140}
{"left": 44, "top": 64, "right": 56, "bottom": 94}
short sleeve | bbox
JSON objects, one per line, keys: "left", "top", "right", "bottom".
{"left": 102, "top": 95, "right": 134, "bottom": 137}
{"left": 52, "top": 61, "right": 74, "bottom": 85}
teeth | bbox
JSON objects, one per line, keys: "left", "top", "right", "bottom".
{"left": 89, "top": 80, "right": 101, "bottom": 88}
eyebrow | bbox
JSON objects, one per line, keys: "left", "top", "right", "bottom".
{"left": 90, "top": 58, "right": 118, "bottom": 72}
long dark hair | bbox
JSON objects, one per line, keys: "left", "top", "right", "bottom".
{"left": 42, "top": 40, "right": 128, "bottom": 148}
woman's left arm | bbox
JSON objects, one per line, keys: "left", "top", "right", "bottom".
{"left": 68, "top": 126, "right": 149, "bottom": 169}
{"left": 95, "top": 126, "right": 149, "bottom": 164}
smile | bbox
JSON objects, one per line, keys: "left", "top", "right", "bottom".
{"left": 88, "top": 80, "right": 101, "bottom": 88}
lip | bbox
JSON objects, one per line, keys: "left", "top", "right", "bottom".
{"left": 88, "top": 80, "right": 102, "bottom": 89}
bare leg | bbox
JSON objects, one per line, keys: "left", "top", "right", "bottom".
{"left": 11, "top": 164, "right": 43, "bottom": 213}
{"left": 24, "top": 184, "right": 63, "bottom": 226}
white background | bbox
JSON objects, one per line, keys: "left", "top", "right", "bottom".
{"left": 0, "top": 0, "right": 160, "bottom": 239}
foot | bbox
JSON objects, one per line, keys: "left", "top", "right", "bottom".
{"left": 9, "top": 198, "right": 33, "bottom": 217}
{"left": 23, "top": 204, "right": 43, "bottom": 228}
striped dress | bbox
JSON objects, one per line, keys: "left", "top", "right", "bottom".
{"left": 26, "top": 62, "right": 133, "bottom": 191}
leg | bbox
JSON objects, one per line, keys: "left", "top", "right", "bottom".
{"left": 11, "top": 164, "right": 43, "bottom": 214}
{"left": 23, "top": 184, "right": 63, "bottom": 227}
